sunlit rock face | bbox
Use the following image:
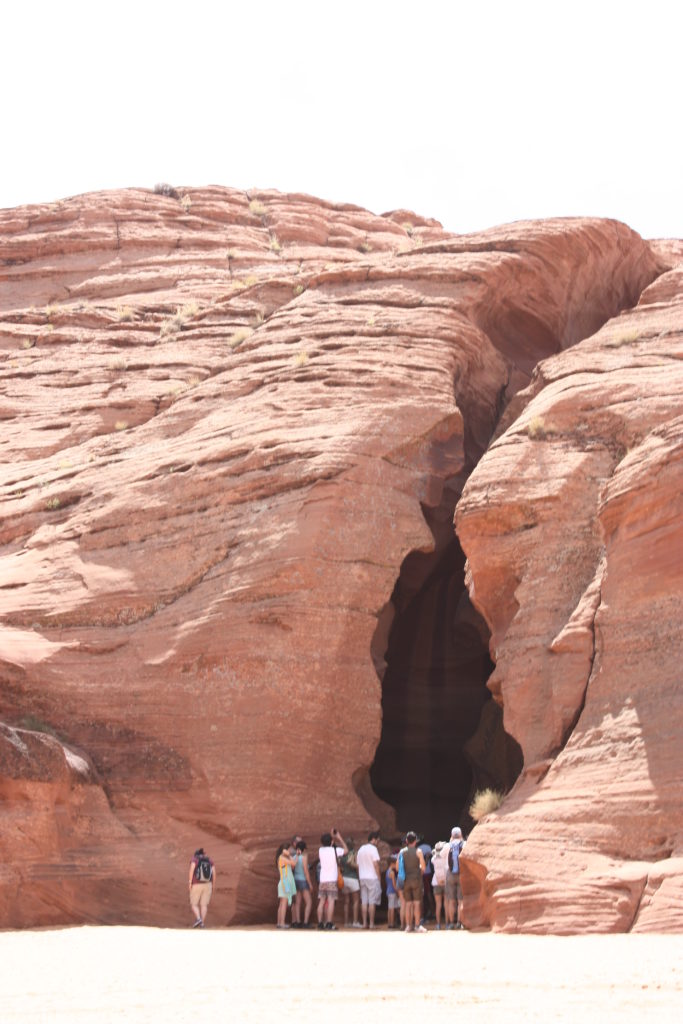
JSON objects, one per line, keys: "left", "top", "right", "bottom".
{"left": 456, "top": 250, "right": 683, "bottom": 933}
{"left": 1, "top": 185, "right": 674, "bottom": 930}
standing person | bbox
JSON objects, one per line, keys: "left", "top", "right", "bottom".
{"left": 292, "top": 840, "right": 313, "bottom": 928}
{"left": 188, "top": 847, "right": 215, "bottom": 929}
{"left": 398, "top": 831, "right": 426, "bottom": 933}
{"left": 341, "top": 838, "right": 362, "bottom": 928}
{"left": 385, "top": 854, "right": 400, "bottom": 929}
{"left": 418, "top": 838, "right": 435, "bottom": 923}
{"left": 357, "top": 831, "right": 382, "bottom": 929}
{"left": 276, "top": 842, "right": 297, "bottom": 929}
{"left": 445, "top": 826, "right": 466, "bottom": 930}
{"left": 431, "top": 840, "right": 449, "bottom": 929}
{"left": 317, "top": 829, "right": 347, "bottom": 930}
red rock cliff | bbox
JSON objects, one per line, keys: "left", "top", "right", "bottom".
{"left": 0, "top": 186, "right": 677, "bottom": 930}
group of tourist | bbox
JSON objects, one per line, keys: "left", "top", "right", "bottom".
{"left": 187, "top": 826, "right": 466, "bottom": 931}
{"left": 276, "top": 826, "right": 466, "bottom": 932}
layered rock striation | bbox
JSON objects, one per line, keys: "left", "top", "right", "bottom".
{"left": 0, "top": 185, "right": 678, "bottom": 929}
{"left": 456, "top": 248, "right": 683, "bottom": 932}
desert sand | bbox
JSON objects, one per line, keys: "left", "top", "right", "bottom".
{"left": 1, "top": 926, "right": 681, "bottom": 1023}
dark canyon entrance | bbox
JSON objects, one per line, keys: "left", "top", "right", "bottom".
{"left": 369, "top": 529, "right": 523, "bottom": 842}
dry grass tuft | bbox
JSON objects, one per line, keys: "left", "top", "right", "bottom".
{"left": 526, "top": 415, "right": 554, "bottom": 440}
{"left": 469, "top": 788, "right": 504, "bottom": 822}
{"left": 116, "top": 306, "right": 134, "bottom": 322}
{"left": 229, "top": 327, "right": 254, "bottom": 348}
{"left": 607, "top": 328, "right": 640, "bottom": 347}
{"left": 159, "top": 304, "right": 200, "bottom": 338}
{"left": 249, "top": 199, "right": 267, "bottom": 218}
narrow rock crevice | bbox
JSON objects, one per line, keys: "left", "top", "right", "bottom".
{"left": 365, "top": 257, "right": 664, "bottom": 843}
{"left": 369, "top": 499, "right": 522, "bottom": 839}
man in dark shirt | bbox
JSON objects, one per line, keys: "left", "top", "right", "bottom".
{"left": 400, "top": 831, "right": 426, "bottom": 933}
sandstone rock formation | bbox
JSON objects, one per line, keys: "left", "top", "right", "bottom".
{"left": 456, "top": 249, "right": 683, "bottom": 932}
{"left": 0, "top": 185, "right": 679, "bottom": 930}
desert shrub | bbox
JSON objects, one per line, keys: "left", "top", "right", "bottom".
{"left": 249, "top": 199, "right": 267, "bottom": 217}
{"left": 45, "top": 497, "right": 61, "bottom": 510}
{"left": 154, "top": 183, "right": 180, "bottom": 199}
{"left": 526, "top": 415, "right": 553, "bottom": 439}
{"left": 293, "top": 283, "right": 304, "bottom": 297}
{"left": 607, "top": 328, "right": 640, "bottom": 347}
{"left": 229, "top": 327, "right": 253, "bottom": 348}
{"left": 17, "top": 715, "right": 60, "bottom": 738}
{"left": 180, "top": 193, "right": 192, "bottom": 212}
{"left": 293, "top": 350, "right": 309, "bottom": 367}
{"left": 159, "top": 304, "right": 199, "bottom": 338}
{"left": 469, "top": 788, "right": 504, "bottom": 822}
{"left": 116, "top": 306, "right": 134, "bottom": 322}
{"left": 269, "top": 235, "right": 282, "bottom": 253}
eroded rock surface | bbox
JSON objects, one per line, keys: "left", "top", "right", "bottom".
{"left": 0, "top": 186, "right": 672, "bottom": 927}
{"left": 456, "top": 252, "right": 683, "bottom": 933}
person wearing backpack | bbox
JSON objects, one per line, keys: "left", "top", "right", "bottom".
{"left": 445, "top": 826, "right": 465, "bottom": 930}
{"left": 188, "top": 847, "right": 215, "bottom": 928}
{"left": 398, "top": 831, "right": 426, "bottom": 933}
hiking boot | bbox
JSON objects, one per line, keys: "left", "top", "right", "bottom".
{"left": 317, "top": 922, "right": 325, "bottom": 930}
{"left": 325, "top": 922, "right": 337, "bottom": 930}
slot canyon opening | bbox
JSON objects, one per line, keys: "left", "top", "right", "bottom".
{"left": 369, "top": 516, "right": 523, "bottom": 842}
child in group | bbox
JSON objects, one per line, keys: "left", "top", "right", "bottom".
{"left": 385, "top": 854, "right": 401, "bottom": 929}
{"left": 276, "top": 842, "right": 297, "bottom": 929}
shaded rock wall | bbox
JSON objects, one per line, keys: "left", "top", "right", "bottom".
{"left": 0, "top": 186, "right": 671, "bottom": 928}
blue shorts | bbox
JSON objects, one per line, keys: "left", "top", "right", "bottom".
{"left": 295, "top": 878, "right": 310, "bottom": 892}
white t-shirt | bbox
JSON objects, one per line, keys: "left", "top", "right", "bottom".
{"left": 356, "top": 842, "right": 380, "bottom": 881}
{"left": 318, "top": 846, "right": 344, "bottom": 885}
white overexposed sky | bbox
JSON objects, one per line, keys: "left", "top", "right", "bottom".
{"left": 1, "top": 0, "right": 681, "bottom": 238}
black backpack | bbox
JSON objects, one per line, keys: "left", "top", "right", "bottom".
{"left": 194, "top": 855, "right": 212, "bottom": 882}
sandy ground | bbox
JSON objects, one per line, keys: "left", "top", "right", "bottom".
{"left": 1, "top": 926, "right": 681, "bottom": 1023}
